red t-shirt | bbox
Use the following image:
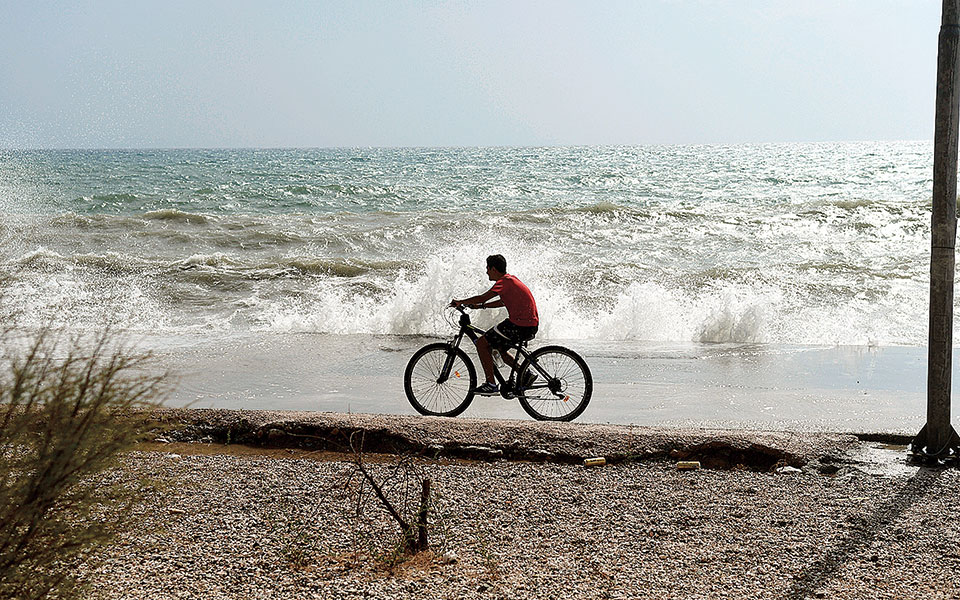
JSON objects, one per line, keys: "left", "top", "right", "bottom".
{"left": 490, "top": 274, "right": 539, "bottom": 327}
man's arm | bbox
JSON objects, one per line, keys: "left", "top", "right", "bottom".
{"left": 450, "top": 289, "right": 497, "bottom": 308}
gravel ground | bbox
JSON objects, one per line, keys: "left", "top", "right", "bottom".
{"left": 82, "top": 442, "right": 960, "bottom": 600}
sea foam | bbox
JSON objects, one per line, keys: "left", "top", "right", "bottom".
{"left": 0, "top": 143, "right": 938, "bottom": 348}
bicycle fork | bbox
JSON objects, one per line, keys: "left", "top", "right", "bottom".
{"left": 436, "top": 334, "right": 465, "bottom": 384}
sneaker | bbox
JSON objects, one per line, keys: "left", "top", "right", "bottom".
{"left": 474, "top": 382, "right": 500, "bottom": 396}
{"left": 520, "top": 372, "right": 538, "bottom": 389}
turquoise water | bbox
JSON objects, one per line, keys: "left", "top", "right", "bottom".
{"left": 0, "top": 142, "right": 934, "bottom": 347}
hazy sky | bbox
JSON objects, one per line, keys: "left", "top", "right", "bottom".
{"left": 0, "top": 1, "right": 942, "bottom": 149}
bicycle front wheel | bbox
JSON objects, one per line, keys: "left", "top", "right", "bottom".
{"left": 517, "top": 345, "right": 592, "bottom": 421}
{"left": 404, "top": 343, "right": 477, "bottom": 417}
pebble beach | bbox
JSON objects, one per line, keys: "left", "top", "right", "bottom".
{"left": 74, "top": 410, "right": 960, "bottom": 599}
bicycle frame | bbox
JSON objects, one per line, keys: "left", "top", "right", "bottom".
{"left": 443, "top": 306, "right": 551, "bottom": 397}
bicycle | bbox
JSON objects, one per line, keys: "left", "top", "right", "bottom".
{"left": 403, "top": 306, "right": 593, "bottom": 421}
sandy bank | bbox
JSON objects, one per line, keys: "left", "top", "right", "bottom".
{"left": 148, "top": 408, "right": 865, "bottom": 472}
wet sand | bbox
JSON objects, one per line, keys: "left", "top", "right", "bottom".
{"left": 149, "top": 331, "right": 944, "bottom": 433}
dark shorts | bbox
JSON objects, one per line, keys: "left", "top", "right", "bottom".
{"left": 485, "top": 319, "right": 538, "bottom": 349}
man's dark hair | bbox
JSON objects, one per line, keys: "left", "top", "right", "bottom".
{"left": 486, "top": 254, "right": 507, "bottom": 273}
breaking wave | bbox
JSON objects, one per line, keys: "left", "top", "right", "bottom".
{"left": 0, "top": 143, "right": 937, "bottom": 347}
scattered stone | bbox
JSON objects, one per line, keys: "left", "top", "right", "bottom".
{"left": 77, "top": 436, "right": 960, "bottom": 600}
{"left": 83, "top": 410, "right": 946, "bottom": 599}
{"left": 776, "top": 466, "right": 802, "bottom": 474}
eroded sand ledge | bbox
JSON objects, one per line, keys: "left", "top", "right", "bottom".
{"left": 149, "top": 408, "right": 865, "bottom": 471}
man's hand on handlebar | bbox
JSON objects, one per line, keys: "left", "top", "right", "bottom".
{"left": 449, "top": 299, "right": 484, "bottom": 309}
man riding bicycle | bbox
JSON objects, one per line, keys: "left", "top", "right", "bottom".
{"left": 450, "top": 254, "right": 538, "bottom": 396}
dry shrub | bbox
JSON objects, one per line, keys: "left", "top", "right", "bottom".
{"left": 0, "top": 328, "right": 168, "bottom": 600}
{"left": 348, "top": 452, "right": 432, "bottom": 558}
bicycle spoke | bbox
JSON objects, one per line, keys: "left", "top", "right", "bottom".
{"left": 518, "top": 346, "right": 592, "bottom": 421}
{"left": 405, "top": 345, "right": 476, "bottom": 417}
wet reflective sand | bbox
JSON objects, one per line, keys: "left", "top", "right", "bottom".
{"left": 150, "top": 332, "right": 943, "bottom": 434}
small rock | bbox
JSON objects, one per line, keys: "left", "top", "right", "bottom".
{"left": 776, "top": 466, "right": 802, "bottom": 474}
{"left": 441, "top": 550, "right": 459, "bottom": 564}
{"left": 154, "top": 436, "right": 171, "bottom": 444}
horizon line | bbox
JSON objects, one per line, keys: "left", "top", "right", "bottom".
{"left": 0, "top": 138, "right": 932, "bottom": 153}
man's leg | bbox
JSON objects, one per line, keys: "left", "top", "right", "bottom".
{"left": 475, "top": 335, "right": 497, "bottom": 384}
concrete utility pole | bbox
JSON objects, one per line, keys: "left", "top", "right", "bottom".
{"left": 912, "top": 0, "right": 960, "bottom": 460}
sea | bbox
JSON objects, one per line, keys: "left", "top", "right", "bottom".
{"left": 0, "top": 142, "right": 949, "bottom": 432}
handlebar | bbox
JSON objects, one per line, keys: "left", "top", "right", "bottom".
{"left": 451, "top": 303, "right": 481, "bottom": 313}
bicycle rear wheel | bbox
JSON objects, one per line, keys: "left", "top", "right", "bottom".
{"left": 517, "top": 345, "right": 592, "bottom": 421}
{"left": 404, "top": 343, "right": 477, "bottom": 417}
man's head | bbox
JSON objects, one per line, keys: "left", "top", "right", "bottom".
{"left": 485, "top": 254, "right": 507, "bottom": 280}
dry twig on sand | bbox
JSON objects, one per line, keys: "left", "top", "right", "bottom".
{"left": 344, "top": 431, "right": 434, "bottom": 560}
